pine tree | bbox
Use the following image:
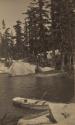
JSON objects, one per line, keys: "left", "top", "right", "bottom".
{"left": 23, "top": 19, "right": 29, "bottom": 57}
{"left": 50, "top": 0, "right": 74, "bottom": 70}
{"left": 13, "top": 20, "right": 24, "bottom": 59}
{"left": 2, "top": 19, "right": 6, "bottom": 29}
{"left": 1, "top": 20, "right": 13, "bottom": 59}
{"left": 24, "top": 0, "right": 50, "bottom": 56}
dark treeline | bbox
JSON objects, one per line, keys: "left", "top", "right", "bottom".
{"left": 0, "top": 0, "right": 75, "bottom": 71}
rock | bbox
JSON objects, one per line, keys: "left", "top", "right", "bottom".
{"left": 17, "top": 103, "right": 75, "bottom": 125}
{"left": 9, "top": 60, "right": 36, "bottom": 76}
{"left": 0, "top": 62, "right": 8, "bottom": 73}
{"left": 17, "top": 114, "right": 50, "bottom": 125}
{"left": 49, "top": 103, "right": 75, "bottom": 125}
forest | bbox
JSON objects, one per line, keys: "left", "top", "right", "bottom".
{"left": 0, "top": 0, "right": 75, "bottom": 72}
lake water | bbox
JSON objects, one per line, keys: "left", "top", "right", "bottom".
{"left": 0, "top": 73, "right": 74, "bottom": 123}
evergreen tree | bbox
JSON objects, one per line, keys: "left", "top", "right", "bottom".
{"left": 1, "top": 20, "right": 13, "bottom": 59}
{"left": 50, "top": 0, "right": 74, "bottom": 69}
{"left": 13, "top": 20, "right": 24, "bottom": 59}
{"left": 2, "top": 19, "right": 6, "bottom": 29}
{"left": 23, "top": 19, "right": 30, "bottom": 57}
{"left": 24, "top": 0, "right": 50, "bottom": 56}
{"left": 0, "top": 31, "right": 2, "bottom": 57}
{"left": 2, "top": 28, "right": 13, "bottom": 59}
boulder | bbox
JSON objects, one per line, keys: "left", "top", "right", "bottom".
{"left": 9, "top": 60, "right": 36, "bottom": 76}
{"left": 17, "top": 103, "right": 75, "bottom": 125}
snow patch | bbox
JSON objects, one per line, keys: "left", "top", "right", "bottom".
{"left": 9, "top": 61, "right": 36, "bottom": 76}
{"left": 39, "top": 67, "right": 55, "bottom": 72}
{"left": 0, "top": 62, "right": 8, "bottom": 73}
{"left": 17, "top": 103, "right": 75, "bottom": 125}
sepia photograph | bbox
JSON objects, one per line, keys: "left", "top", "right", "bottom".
{"left": 0, "top": 0, "right": 75, "bottom": 125}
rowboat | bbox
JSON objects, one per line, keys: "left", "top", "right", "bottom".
{"left": 12, "top": 97, "right": 49, "bottom": 111}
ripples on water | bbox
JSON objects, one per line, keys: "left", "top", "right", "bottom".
{"left": 0, "top": 73, "right": 74, "bottom": 123}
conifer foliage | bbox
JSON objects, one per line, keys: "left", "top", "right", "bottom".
{"left": 24, "top": 0, "right": 50, "bottom": 55}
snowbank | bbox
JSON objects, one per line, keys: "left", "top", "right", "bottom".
{"left": 9, "top": 60, "right": 55, "bottom": 76}
{"left": 17, "top": 113, "right": 50, "bottom": 125}
{"left": 48, "top": 103, "right": 66, "bottom": 122}
{"left": 47, "top": 103, "right": 75, "bottom": 125}
{"left": 39, "top": 67, "right": 54, "bottom": 72}
{"left": 9, "top": 60, "right": 36, "bottom": 76}
{"left": 35, "top": 66, "right": 55, "bottom": 74}
{"left": 17, "top": 103, "right": 75, "bottom": 125}
{"left": 49, "top": 104, "right": 75, "bottom": 125}
{"left": 0, "top": 62, "right": 8, "bottom": 73}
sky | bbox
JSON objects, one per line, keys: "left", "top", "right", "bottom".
{"left": 0, "top": 0, "right": 31, "bottom": 30}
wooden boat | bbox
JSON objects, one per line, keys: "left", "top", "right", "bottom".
{"left": 12, "top": 97, "right": 49, "bottom": 111}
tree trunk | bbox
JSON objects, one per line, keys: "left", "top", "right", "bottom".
{"left": 73, "top": 51, "right": 75, "bottom": 98}
{"left": 52, "top": 49, "right": 55, "bottom": 68}
{"left": 72, "top": 51, "right": 75, "bottom": 102}
{"left": 61, "top": 54, "right": 65, "bottom": 71}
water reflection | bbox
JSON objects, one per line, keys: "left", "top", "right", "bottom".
{"left": 35, "top": 74, "right": 74, "bottom": 101}
{"left": 0, "top": 73, "right": 74, "bottom": 118}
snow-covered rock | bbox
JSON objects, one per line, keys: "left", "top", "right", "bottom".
{"left": 17, "top": 113, "right": 50, "bottom": 125}
{"left": 17, "top": 103, "right": 75, "bottom": 125}
{"left": 9, "top": 59, "right": 55, "bottom": 76}
{"left": 49, "top": 103, "right": 75, "bottom": 125}
{"left": 47, "top": 51, "right": 53, "bottom": 60}
{"left": 9, "top": 60, "right": 36, "bottom": 76}
{"left": 48, "top": 103, "right": 69, "bottom": 122}
{"left": 39, "top": 67, "right": 55, "bottom": 72}
{"left": 0, "top": 62, "right": 8, "bottom": 73}
{"left": 55, "top": 49, "right": 61, "bottom": 55}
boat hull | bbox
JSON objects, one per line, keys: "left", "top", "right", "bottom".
{"left": 12, "top": 97, "right": 49, "bottom": 111}
{"left": 13, "top": 101, "right": 48, "bottom": 111}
